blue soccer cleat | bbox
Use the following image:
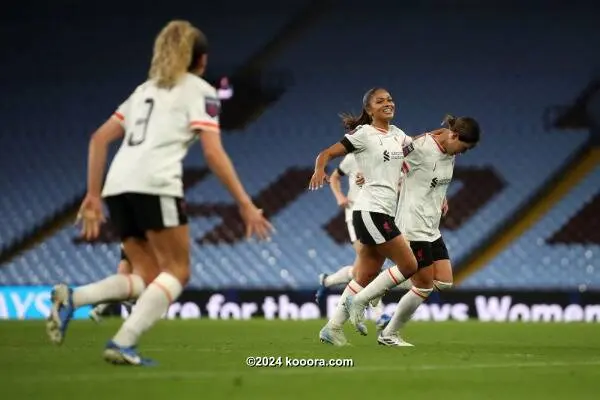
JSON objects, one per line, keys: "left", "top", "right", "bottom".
{"left": 376, "top": 313, "right": 392, "bottom": 334}
{"left": 315, "top": 273, "right": 329, "bottom": 304}
{"left": 103, "top": 341, "right": 156, "bottom": 366}
{"left": 46, "top": 284, "right": 75, "bottom": 345}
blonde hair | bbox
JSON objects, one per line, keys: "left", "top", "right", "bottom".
{"left": 148, "top": 20, "right": 204, "bottom": 89}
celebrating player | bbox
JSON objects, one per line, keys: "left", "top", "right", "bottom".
{"left": 347, "top": 115, "right": 481, "bottom": 345}
{"left": 46, "top": 20, "right": 272, "bottom": 365}
{"left": 309, "top": 87, "right": 418, "bottom": 346}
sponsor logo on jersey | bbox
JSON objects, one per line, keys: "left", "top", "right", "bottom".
{"left": 383, "top": 150, "right": 390, "bottom": 162}
{"left": 431, "top": 177, "right": 452, "bottom": 188}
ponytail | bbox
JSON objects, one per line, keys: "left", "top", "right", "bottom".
{"left": 340, "top": 109, "right": 372, "bottom": 132}
{"left": 441, "top": 114, "right": 457, "bottom": 129}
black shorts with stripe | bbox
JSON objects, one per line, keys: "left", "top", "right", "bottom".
{"left": 352, "top": 210, "right": 401, "bottom": 245}
{"left": 409, "top": 236, "right": 450, "bottom": 268}
{"left": 105, "top": 193, "right": 188, "bottom": 241}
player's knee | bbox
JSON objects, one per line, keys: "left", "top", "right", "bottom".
{"left": 411, "top": 274, "right": 434, "bottom": 289}
{"left": 413, "top": 286, "right": 434, "bottom": 299}
{"left": 400, "top": 255, "right": 418, "bottom": 277}
{"left": 433, "top": 280, "right": 453, "bottom": 291}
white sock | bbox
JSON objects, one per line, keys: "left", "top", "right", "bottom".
{"left": 323, "top": 266, "right": 353, "bottom": 287}
{"left": 382, "top": 287, "right": 432, "bottom": 336}
{"left": 433, "top": 280, "right": 453, "bottom": 291}
{"left": 112, "top": 272, "right": 183, "bottom": 347}
{"left": 396, "top": 279, "right": 413, "bottom": 290}
{"left": 72, "top": 274, "right": 145, "bottom": 308}
{"left": 92, "top": 303, "right": 110, "bottom": 315}
{"left": 369, "top": 297, "right": 385, "bottom": 320}
{"left": 353, "top": 266, "right": 406, "bottom": 305}
{"left": 327, "top": 280, "right": 363, "bottom": 329}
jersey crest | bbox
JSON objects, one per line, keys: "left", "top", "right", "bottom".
{"left": 205, "top": 96, "right": 221, "bottom": 118}
{"left": 402, "top": 142, "right": 414, "bottom": 157}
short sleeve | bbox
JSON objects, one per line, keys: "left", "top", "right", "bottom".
{"left": 112, "top": 96, "right": 132, "bottom": 128}
{"left": 401, "top": 136, "right": 424, "bottom": 173}
{"left": 338, "top": 154, "right": 356, "bottom": 176}
{"left": 188, "top": 84, "right": 221, "bottom": 134}
{"left": 340, "top": 126, "right": 369, "bottom": 153}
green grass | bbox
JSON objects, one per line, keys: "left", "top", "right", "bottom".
{"left": 1, "top": 319, "right": 599, "bottom": 399}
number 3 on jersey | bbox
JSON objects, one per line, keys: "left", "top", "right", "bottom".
{"left": 127, "top": 98, "right": 154, "bottom": 146}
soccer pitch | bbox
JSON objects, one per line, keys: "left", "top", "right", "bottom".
{"left": 2, "top": 320, "right": 599, "bottom": 399}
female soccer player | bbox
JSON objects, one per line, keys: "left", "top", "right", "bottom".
{"left": 46, "top": 20, "right": 272, "bottom": 365}
{"left": 309, "top": 87, "right": 418, "bottom": 346}
{"left": 347, "top": 115, "right": 481, "bottom": 345}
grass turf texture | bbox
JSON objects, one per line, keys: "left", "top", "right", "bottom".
{"left": 1, "top": 320, "right": 599, "bottom": 399}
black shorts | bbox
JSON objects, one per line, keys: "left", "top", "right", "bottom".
{"left": 105, "top": 193, "right": 188, "bottom": 241}
{"left": 409, "top": 236, "right": 450, "bottom": 269}
{"left": 352, "top": 210, "right": 401, "bottom": 245}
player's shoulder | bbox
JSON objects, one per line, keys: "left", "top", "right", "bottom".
{"left": 182, "top": 73, "right": 217, "bottom": 95}
{"left": 390, "top": 125, "right": 407, "bottom": 136}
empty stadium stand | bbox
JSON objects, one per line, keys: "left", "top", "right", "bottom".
{"left": 1, "top": 1, "right": 599, "bottom": 290}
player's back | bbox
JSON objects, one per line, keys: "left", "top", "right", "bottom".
{"left": 103, "top": 73, "right": 219, "bottom": 199}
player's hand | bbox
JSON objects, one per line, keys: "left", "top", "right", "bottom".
{"left": 441, "top": 197, "right": 449, "bottom": 217}
{"left": 336, "top": 196, "right": 349, "bottom": 208}
{"left": 355, "top": 173, "right": 365, "bottom": 187}
{"left": 309, "top": 169, "right": 329, "bottom": 191}
{"left": 76, "top": 193, "right": 105, "bottom": 241}
{"left": 239, "top": 202, "right": 273, "bottom": 241}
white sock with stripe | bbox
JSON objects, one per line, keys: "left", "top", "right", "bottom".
{"left": 352, "top": 266, "right": 407, "bottom": 305}
{"left": 323, "top": 265, "right": 354, "bottom": 287}
{"left": 382, "top": 287, "right": 432, "bottom": 336}
{"left": 327, "top": 280, "right": 364, "bottom": 329}
{"left": 72, "top": 274, "right": 145, "bottom": 308}
{"left": 112, "top": 272, "right": 183, "bottom": 347}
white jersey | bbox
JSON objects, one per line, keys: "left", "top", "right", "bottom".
{"left": 396, "top": 133, "right": 455, "bottom": 241}
{"left": 337, "top": 153, "right": 360, "bottom": 222}
{"left": 102, "top": 73, "right": 220, "bottom": 198}
{"left": 341, "top": 124, "right": 410, "bottom": 217}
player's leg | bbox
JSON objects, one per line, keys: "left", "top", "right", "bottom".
{"left": 378, "top": 237, "right": 450, "bottom": 346}
{"left": 89, "top": 248, "right": 134, "bottom": 322}
{"left": 315, "top": 222, "right": 358, "bottom": 303}
{"left": 431, "top": 237, "right": 453, "bottom": 292}
{"left": 105, "top": 194, "right": 188, "bottom": 365}
{"left": 46, "top": 196, "right": 153, "bottom": 345}
{"left": 320, "top": 244, "right": 384, "bottom": 345}
{"left": 378, "top": 262, "right": 434, "bottom": 347}
{"left": 345, "top": 213, "right": 418, "bottom": 333}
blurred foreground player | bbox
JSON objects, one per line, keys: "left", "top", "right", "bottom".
{"left": 46, "top": 20, "right": 272, "bottom": 365}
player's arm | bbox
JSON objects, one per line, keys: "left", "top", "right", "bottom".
{"left": 401, "top": 136, "right": 423, "bottom": 175}
{"left": 310, "top": 128, "right": 367, "bottom": 190}
{"left": 198, "top": 131, "right": 252, "bottom": 206}
{"left": 189, "top": 85, "right": 272, "bottom": 239}
{"left": 87, "top": 116, "right": 125, "bottom": 197}
{"left": 329, "top": 168, "right": 348, "bottom": 207}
